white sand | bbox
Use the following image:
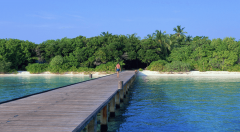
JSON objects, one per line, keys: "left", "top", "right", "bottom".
{"left": 2, "top": 70, "right": 240, "bottom": 77}
{"left": 0, "top": 71, "right": 113, "bottom": 77}
{"left": 139, "top": 70, "right": 240, "bottom": 76}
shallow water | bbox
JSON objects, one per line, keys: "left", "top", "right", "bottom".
{"left": 0, "top": 75, "right": 93, "bottom": 103}
{"left": 108, "top": 76, "right": 240, "bottom": 132}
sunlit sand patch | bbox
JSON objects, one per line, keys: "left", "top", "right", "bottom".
{"left": 139, "top": 70, "right": 240, "bottom": 76}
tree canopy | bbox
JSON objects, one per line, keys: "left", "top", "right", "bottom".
{"left": 1, "top": 25, "right": 240, "bottom": 73}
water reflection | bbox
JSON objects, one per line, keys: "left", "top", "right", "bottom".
{"left": 108, "top": 76, "right": 240, "bottom": 132}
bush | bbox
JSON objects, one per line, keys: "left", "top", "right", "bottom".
{"left": 48, "top": 65, "right": 64, "bottom": 74}
{"left": 77, "top": 67, "right": 90, "bottom": 72}
{"left": 50, "top": 55, "right": 63, "bottom": 66}
{"left": 147, "top": 60, "right": 168, "bottom": 71}
{"left": 227, "top": 64, "right": 240, "bottom": 72}
{"left": 165, "top": 61, "right": 191, "bottom": 72}
{"left": 0, "top": 60, "right": 12, "bottom": 73}
{"left": 95, "top": 61, "right": 125, "bottom": 72}
{"left": 69, "top": 66, "right": 78, "bottom": 72}
{"left": 139, "top": 68, "right": 143, "bottom": 71}
{"left": 26, "top": 63, "right": 48, "bottom": 73}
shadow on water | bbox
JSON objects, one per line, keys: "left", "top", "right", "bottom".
{"left": 107, "top": 85, "right": 136, "bottom": 132}
{"left": 106, "top": 75, "right": 240, "bottom": 131}
{"left": 107, "top": 76, "right": 187, "bottom": 132}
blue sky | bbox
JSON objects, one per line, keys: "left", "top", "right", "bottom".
{"left": 1, "top": 0, "right": 239, "bottom": 44}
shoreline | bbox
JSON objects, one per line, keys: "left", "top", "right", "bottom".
{"left": 0, "top": 71, "right": 114, "bottom": 76}
{"left": 2, "top": 70, "right": 240, "bottom": 77}
{"left": 139, "top": 70, "right": 240, "bottom": 76}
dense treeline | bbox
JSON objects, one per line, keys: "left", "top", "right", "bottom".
{"left": 0, "top": 25, "right": 240, "bottom": 73}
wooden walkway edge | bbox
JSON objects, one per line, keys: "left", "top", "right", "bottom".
{"left": 0, "top": 70, "right": 138, "bottom": 132}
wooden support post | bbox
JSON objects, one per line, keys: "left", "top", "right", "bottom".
{"left": 118, "top": 81, "right": 124, "bottom": 102}
{"left": 110, "top": 97, "right": 115, "bottom": 117}
{"left": 124, "top": 85, "right": 127, "bottom": 98}
{"left": 100, "top": 105, "right": 108, "bottom": 132}
{"left": 125, "top": 84, "right": 128, "bottom": 94}
{"left": 87, "top": 115, "right": 97, "bottom": 132}
{"left": 118, "top": 81, "right": 123, "bottom": 90}
{"left": 89, "top": 74, "right": 92, "bottom": 78}
{"left": 120, "top": 89, "right": 124, "bottom": 102}
{"left": 115, "top": 91, "right": 120, "bottom": 108}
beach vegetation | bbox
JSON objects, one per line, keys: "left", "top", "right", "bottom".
{"left": 25, "top": 63, "right": 48, "bottom": 74}
{"left": 147, "top": 60, "right": 168, "bottom": 71}
{"left": 0, "top": 60, "right": 12, "bottom": 73}
{"left": 1, "top": 25, "right": 240, "bottom": 73}
{"left": 164, "top": 61, "right": 191, "bottom": 72}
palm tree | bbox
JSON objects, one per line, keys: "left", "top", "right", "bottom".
{"left": 173, "top": 25, "right": 187, "bottom": 39}
{"left": 185, "top": 35, "right": 193, "bottom": 42}
{"left": 173, "top": 25, "right": 188, "bottom": 47}
{"left": 185, "top": 35, "right": 193, "bottom": 46}
{"left": 154, "top": 30, "right": 175, "bottom": 58}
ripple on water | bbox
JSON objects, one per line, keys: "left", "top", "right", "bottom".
{"left": 108, "top": 76, "right": 240, "bottom": 132}
{"left": 0, "top": 76, "right": 92, "bottom": 103}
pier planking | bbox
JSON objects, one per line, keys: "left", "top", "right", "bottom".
{"left": 0, "top": 71, "right": 137, "bottom": 132}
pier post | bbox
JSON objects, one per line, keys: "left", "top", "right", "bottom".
{"left": 110, "top": 97, "right": 115, "bottom": 117}
{"left": 118, "top": 81, "right": 124, "bottom": 102}
{"left": 123, "top": 85, "right": 126, "bottom": 98}
{"left": 87, "top": 115, "right": 97, "bottom": 132}
{"left": 115, "top": 91, "right": 120, "bottom": 108}
{"left": 89, "top": 74, "right": 92, "bottom": 78}
{"left": 100, "top": 104, "right": 108, "bottom": 132}
{"left": 126, "top": 84, "right": 129, "bottom": 94}
{"left": 125, "top": 84, "right": 128, "bottom": 94}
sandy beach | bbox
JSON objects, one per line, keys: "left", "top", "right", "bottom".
{"left": 139, "top": 70, "right": 240, "bottom": 76}
{"left": 2, "top": 70, "right": 240, "bottom": 77}
{"left": 0, "top": 71, "right": 113, "bottom": 76}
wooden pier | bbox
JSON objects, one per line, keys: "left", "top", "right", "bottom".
{"left": 0, "top": 71, "right": 138, "bottom": 132}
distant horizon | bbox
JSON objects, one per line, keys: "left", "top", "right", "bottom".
{"left": 1, "top": 0, "right": 239, "bottom": 44}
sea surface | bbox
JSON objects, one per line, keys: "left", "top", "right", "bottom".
{"left": 1, "top": 75, "right": 240, "bottom": 131}
{"left": 107, "top": 76, "right": 240, "bottom": 132}
{"left": 0, "top": 75, "right": 94, "bottom": 103}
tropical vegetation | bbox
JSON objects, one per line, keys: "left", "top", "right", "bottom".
{"left": 1, "top": 25, "right": 240, "bottom": 73}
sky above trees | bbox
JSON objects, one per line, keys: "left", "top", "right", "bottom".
{"left": 1, "top": 0, "right": 239, "bottom": 44}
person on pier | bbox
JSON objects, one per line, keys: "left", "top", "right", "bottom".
{"left": 115, "top": 62, "right": 121, "bottom": 78}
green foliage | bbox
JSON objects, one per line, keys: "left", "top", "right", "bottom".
{"left": 1, "top": 26, "right": 240, "bottom": 73}
{"left": 48, "top": 65, "right": 65, "bottom": 74}
{"left": 26, "top": 63, "right": 48, "bottom": 73}
{"left": 50, "top": 55, "right": 63, "bottom": 66}
{"left": 77, "top": 67, "right": 91, "bottom": 72}
{"left": 227, "top": 64, "right": 240, "bottom": 72}
{"left": 95, "top": 61, "right": 125, "bottom": 72}
{"left": 0, "top": 39, "right": 36, "bottom": 70}
{"left": 139, "top": 68, "right": 143, "bottom": 71}
{"left": 147, "top": 60, "right": 168, "bottom": 71}
{"left": 63, "top": 53, "right": 79, "bottom": 67}
{"left": 167, "top": 46, "right": 192, "bottom": 62}
{"left": 165, "top": 61, "right": 191, "bottom": 72}
{"left": 0, "top": 60, "right": 12, "bottom": 73}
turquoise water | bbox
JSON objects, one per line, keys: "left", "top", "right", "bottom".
{"left": 108, "top": 76, "right": 240, "bottom": 132}
{"left": 0, "top": 75, "right": 93, "bottom": 103}
{"left": 1, "top": 75, "right": 240, "bottom": 131}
